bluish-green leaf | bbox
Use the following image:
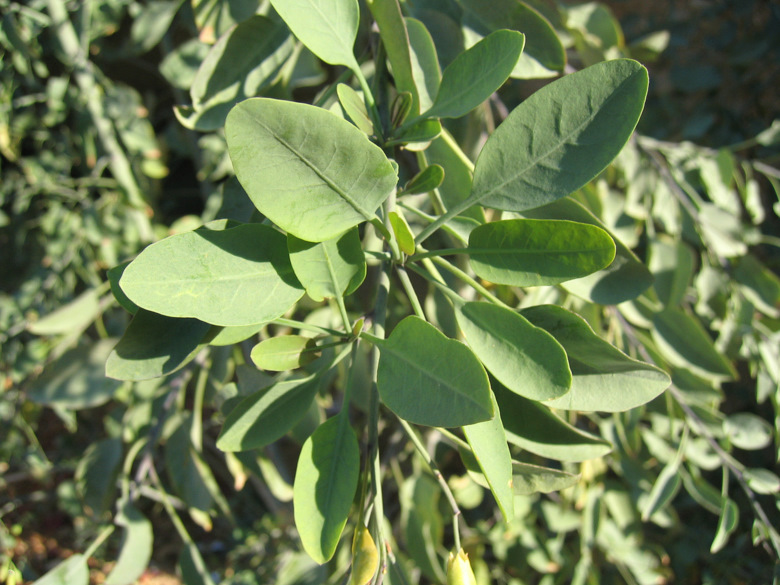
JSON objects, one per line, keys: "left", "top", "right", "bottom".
{"left": 288, "top": 228, "right": 366, "bottom": 301}
{"left": 424, "top": 29, "right": 524, "bottom": 120}
{"left": 494, "top": 383, "right": 611, "bottom": 462}
{"left": 406, "top": 17, "right": 441, "bottom": 113}
{"left": 462, "top": 391, "right": 514, "bottom": 521}
{"left": 251, "top": 336, "right": 320, "bottom": 371}
{"left": 120, "top": 223, "right": 303, "bottom": 326}
{"left": 469, "top": 60, "right": 648, "bottom": 212}
{"left": 269, "top": 0, "right": 359, "bottom": 70}
{"left": 512, "top": 461, "right": 580, "bottom": 496}
{"left": 336, "top": 84, "right": 374, "bottom": 135}
{"left": 456, "top": 302, "right": 571, "bottom": 401}
{"left": 522, "top": 305, "right": 670, "bottom": 412}
{"left": 105, "top": 500, "right": 153, "bottom": 585}
{"left": 217, "top": 376, "right": 320, "bottom": 451}
{"left": 293, "top": 416, "right": 360, "bottom": 564}
{"left": 374, "top": 316, "right": 493, "bottom": 427}
{"left": 106, "top": 310, "right": 212, "bottom": 381}
{"left": 226, "top": 99, "right": 397, "bottom": 241}
{"left": 467, "top": 219, "right": 616, "bottom": 286}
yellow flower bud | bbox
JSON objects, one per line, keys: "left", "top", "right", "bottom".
{"left": 350, "top": 524, "right": 379, "bottom": 585}
{"left": 447, "top": 548, "right": 477, "bottom": 585}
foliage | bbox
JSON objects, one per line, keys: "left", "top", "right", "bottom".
{"left": 2, "top": 1, "right": 779, "bottom": 584}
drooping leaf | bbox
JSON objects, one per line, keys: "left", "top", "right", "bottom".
{"left": 456, "top": 302, "right": 571, "bottom": 401}
{"left": 106, "top": 310, "right": 212, "bottom": 381}
{"left": 467, "top": 219, "right": 616, "bottom": 286}
{"left": 294, "top": 416, "right": 360, "bottom": 564}
{"left": 374, "top": 316, "right": 493, "bottom": 427}
{"left": 226, "top": 99, "right": 397, "bottom": 241}
{"left": 105, "top": 500, "right": 153, "bottom": 585}
{"left": 269, "top": 0, "right": 360, "bottom": 70}
{"left": 462, "top": 391, "right": 514, "bottom": 520}
{"left": 337, "top": 84, "right": 374, "bottom": 135}
{"left": 511, "top": 461, "right": 580, "bottom": 496}
{"left": 251, "top": 336, "right": 320, "bottom": 371}
{"left": 120, "top": 223, "right": 304, "bottom": 326}
{"left": 468, "top": 60, "right": 647, "bottom": 212}
{"left": 288, "top": 228, "right": 366, "bottom": 301}
{"left": 494, "top": 383, "right": 611, "bottom": 462}
{"left": 75, "top": 438, "right": 122, "bottom": 517}
{"left": 424, "top": 29, "right": 524, "bottom": 120}
{"left": 217, "top": 376, "right": 320, "bottom": 451}
{"left": 522, "top": 305, "right": 670, "bottom": 411}
{"left": 27, "top": 339, "right": 122, "bottom": 409}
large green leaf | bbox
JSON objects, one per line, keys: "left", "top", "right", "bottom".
{"left": 106, "top": 310, "right": 212, "bottom": 381}
{"left": 226, "top": 99, "right": 397, "bottom": 241}
{"left": 105, "top": 500, "right": 153, "bottom": 585}
{"left": 456, "top": 302, "right": 571, "bottom": 401}
{"left": 462, "top": 391, "right": 514, "bottom": 520}
{"left": 269, "top": 0, "right": 359, "bottom": 69}
{"left": 494, "top": 383, "right": 611, "bottom": 462}
{"left": 287, "top": 228, "right": 366, "bottom": 301}
{"left": 512, "top": 461, "right": 580, "bottom": 496}
{"left": 423, "top": 29, "right": 524, "bottom": 119}
{"left": 522, "top": 305, "right": 670, "bottom": 412}
{"left": 467, "top": 219, "right": 615, "bottom": 286}
{"left": 374, "top": 316, "right": 493, "bottom": 427}
{"left": 120, "top": 224, "right": 303, "bottom": 327}
{"left": 469, "top": 60, "right": 647, "bottom": 212}
{"left": 293, "top": 416, "right": 360, "bottom": 564}
{"left": 27, "top": 339, "right": 122, "bottom": 409}
{"left": 183, "top": 15, "right": 293, "bottom": 131}
{"left": 217, "top": 376, "right": 320, "bottom": 451}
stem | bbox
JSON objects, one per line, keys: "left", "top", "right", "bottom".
{"left": 416, "top": 197, "right": 476, "bottom": 245}
{"left": 395, "top": 265, "right": 425, "bottom": 319}
{"left": 271, "top": 318, "right": 345, "bottom": 338}
{"left": 429, "top": 256, "right": 511, "bottom": 308}
{"left": 83, "top": 525, "right": 115, "bottom": 558}
{"left": 190, "top": 351, "right": 210, "bottom": 452}
{"left": 334, "top": 294, "right": 352, "bottom": 333}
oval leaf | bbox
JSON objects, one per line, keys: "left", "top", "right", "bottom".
{"left": 456, "top": 302, "right": 571, "bottom": 401}
{"left": 494, "top": 382, "right": 612, "bottom": 462}
{"left": 105, "top": 500, "right": 153, "bottom": 585}
{"left": 470, "top": 59, "right": 648, "bottom": 212}
{"left": 217, "top": 376, "right": 320, "bottom": 451}
{"left": 226, "top": 99, "right": 397, "bottom": 242}
{"left": 402, "top": 164, "right": 445, "bottom": 196}
{"left": 288, "top": 228, "right": 366, "bottom": 301}
{"left": 251, "top": 335, "right": 320, "bottom": 371}
{"left": 522, "top": 305, "right": 670, "bottom": 412}
{"left": 269, "top": 0, "right": 359, "bottom": 69}
{"left": 389, "top": 212, "right": 416, "bottom": 255}
{"left": 120, "top": 223, "right": 304, "bottom": 327}
{"left": 375, "top": 316, "right": 493, "bottom": 427}
{"left": 294, "top": 416, "right": 360, "bottom": 564}
{"left": 468, "top": 219, "right": 616, "bottom": 286}
{"left": 723, "top": 413, "right": 773, "bottom": 451}
{"left": 425, "top": 29, "right": 524, "bottom": 119}
{"left": 337, "top": 84, "right": 374, "bottom": 135}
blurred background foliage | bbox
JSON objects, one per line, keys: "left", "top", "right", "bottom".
{"left": 1, "top": 0, "right": 778, "bottom": 584}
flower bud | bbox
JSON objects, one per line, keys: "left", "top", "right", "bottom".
{"left": 447, "top": 548, "right": 477, "bottom": 585}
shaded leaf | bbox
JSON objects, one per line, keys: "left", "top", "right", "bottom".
{"left": 512, "top": 461, "right": 580, "bottom": 496}
{"left": 337, "top": 84, "right": 374, "bottom": 135}
{"left": 710, "top": 498, "right": 739, "bottom": 553}
{"left": 402, "top": 164, "right": 445, "bottom": 196}
{"left": 75, "top": 438, "right": 122, "bottom": 517}
{"left": 105, "top": 500, "right": 153, "bottom": 585}
{"left": 389, "top": 212, "right": 415, "bottom": 255}
{"left": 27, "top": 289, "right": 100, "bottom": 335}
{"left": 641, "top": 462, "right": 681, "bottom": 521}
{"left": 33, "top": 554, "right": 89, "bottom": 585}
{"left": 251, "top": 336, "right": 320, "bottom": 371}
{"left": 406, "top": 17, "right": 441, "bottom": 112}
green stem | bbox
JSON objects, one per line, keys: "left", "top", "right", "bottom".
{"left": 334, "top": 294, "right": 352, "bottom": 333}
{"left": 271, "top": 318, "right": 345, "bottom": 338}
{"left": 415, "top": 196, "right": 476, "bottom": 245}
{"left": 83, "top": 525, "right": 115, "bottom": 558}
{"left": 396, "top": 265, "right": 425, "bottom": 319}
{"left": 190, "top": 352, "right": 209, "bottom": 452}
{"left": 409, "top": 248, "right": 468, "bottom": 262}
{"left": 429, "top": 256, "right": 511, "bottom": 308}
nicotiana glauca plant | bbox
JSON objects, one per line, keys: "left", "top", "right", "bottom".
{"left": 17, "top": 0, "right": 780, "bottom": 584}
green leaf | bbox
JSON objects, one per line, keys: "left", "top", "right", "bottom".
{"left": 184, "top": 15, "right": 292, "bottom": 131}
{"left": 522, "top": 305, "right": 670, "bottom": 412}
{"left": 179, "top": 542, "right": 217, "bottom": 585}
{"left": 402, "top": 164, "right": 445, "bottom": 196}
{"left": 734, "top": 255, "right": 780, "bottom": 318}
{"left": 130, "top": 0, "right": 183, "bottom": 54}
{"left": 710, "top": 498, "right": 739, "bottom": 553}
{"left": 33, "top": 554, "right": 89, "bottom": 585}
{"left": 400, "top": 475, "right": 446, "bottom": 582}
{"left": 165, "top": 415, "right": 213, "bottom": 513}
{"left": 456, "top": 302, "right": 571, "bottom": 401}
{"left": 648, "top": 236, "right": 695, "bottom": 308}
{"left": 641, "top": 461, "right": 681, "bottom": 521}
{"left": 27, "top": 289, "right": 100, "bottom": 335}
{"left": 406, "top": 17, "right": 441, "bottom": 113}
{"left": 250, "top": 336, "right": 320, "bottom": 371}
{"left": 469, "top": 60, "right": 647, "bottom": 212}
{"left": 269, "top": 0, "right": 359, "bottom": 70}
{"left": 494, "top": 383, "right": 611, "bottom": 462}
{"left": 293, "top": 416, "right": 360, "bottom": 564}
{"left": 336, "top": 84, "right": 374, "bottom": 135}
{"left": 652, "top": 308, "right": 736, "bottom": 382}
{"left": 105, "top": 500, "right": 153, "bottom": 585}
{"left": 27, "top": 340, "right": 122, "bottom": 409}
{"left": 389, "top": 212, "right": 416, "bottom": 255}
{"left": 287, "top": 228, "right": 366, "bottom": 301}
{"left": 462, "top": 391, "right": 514, "bottom": 521}
{"left": 467, "top": 219, "right": 616, "bottom": 286}
{"left": 375, "top": 316, "right": 493, "bottom": 427}
{"left": 424, "top": 130, "right": 484, "bottom": 223}
{"left": 120, "top": 223, "right": 304, "bottom": 327}
{"left": 208, "top": 323, "right": 264, "bottom": 346}
{"left": 226, "top": 99, "right": 397, "bottom": 242}
{"left": 107, "top": 262, "right": 138, "bottom": 314}
{"left": 106, "top": 310, "right": 212, "bottom": 381}
{"left": 75, "top": 438, "right": 122, "bottom": 517}
{"left": 388, "top": 118, "right": 442, "bottom": 148}
{"left": 424, "top": 29, "right": 524, "bottom": 119}
{"left": 511, "top": 461, "right": 580, "bottom": 496}
{"left": 723, "top": 413, "right": 773, "bottom": 450}
{"left": 744, "top": 468, "right": 780, "bottom": 494}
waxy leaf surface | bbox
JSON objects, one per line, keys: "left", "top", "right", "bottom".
{"left": 376, "top": 316, "right": 492, "bottom": 427}
{"left": 226, "top": 99, "right": 397, "bottom": 241}
{"left": 120, "top": 224, "right": 303, "bottom": 327}
{"left": 251, "top": 335, "right": 320, "bottom": 371}
{"left": 467, "top": 219, "right": 615, "bottom": 286}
